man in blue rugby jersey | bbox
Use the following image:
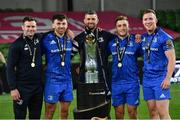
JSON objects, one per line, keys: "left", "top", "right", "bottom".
{"left": 141, "top": 9, "right": 176, "bottom": 119}
{"left": 42, "top": 14, "right": 77, "bottom": 119}
{"left": 108, "top": 16, "right": 141, "bottom": 119}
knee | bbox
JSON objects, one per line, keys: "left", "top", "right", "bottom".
{"left": 116, "top": 110, "right": 124, "bottom": 118}
{"left": 61, "top": 107, "right": 69, "bottom": 114}
{"left": 128, "top": 109, "right": 137, "bottom": 118}
{"left": 116, "top": 110, "right": 124, "bottom": 115}
{"left": 158, "top": 110, "right": 170, "bottom": 118}
{"left": 149, "top": 108, "right": 159, "bottom": 118}
{"left": 128, "top": 109, "right": 136, "bottom": 115}
{"left": 45, "top": 105, "right": 56, "bottom": 119}
{"left": 47, "top": 105, "right": 55, "bottom": 112}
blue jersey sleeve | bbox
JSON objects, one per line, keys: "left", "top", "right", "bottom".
{"left": 162, "top": 39, "right": 174, "bottom": 51}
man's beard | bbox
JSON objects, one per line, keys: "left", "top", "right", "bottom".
{"left": 87, "top": 24, "right": 96, "bottom": 31}
{"left": 25, "top": 33, "right": 34, "bottom": 39}
{"left": 88, "top": 26, "right": 95, "bottom": 31}
{"left": 85, "top": 26, "right": 96, "bottom": 35}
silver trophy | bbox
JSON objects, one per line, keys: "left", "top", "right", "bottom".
{"left": 85, "top": 34, "right": 98, "bottom": 83}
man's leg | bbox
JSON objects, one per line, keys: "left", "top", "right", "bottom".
{"left": 147, "top": 100, "right": 159, "bottom": 119}
{"left": 114, "top": 105, "right": 125, "bottom": 119}
{"left": 60, "top": 101, "right": 71, "bottom": 120}
{"left": 28, "top": 89, "right": 43, "bottom": 119}
{"left": 156, "top": 100, "right": 171, "bottom": 119}
{"left": 44, "top": 80, "right": 59, "bottom": 119}
{"left": 12, "top": 89, "right": 29, "bottom": 119}
{"left": 13, "top": 100, "right": 27, "bottom": 119}
{"left": 126, "top": 84, "right": 139, "bottom": 119}
{"left": 143, "top": 84, "right": 159, "bottom": 119}
{"left": 127, "top": 105, "right": 137, "bottom": 119}
{"left": 59, "top": 82, "right": 73, "bottom": 119}
{"left": 45, "top": 103, "right": 57, "bottom": 119}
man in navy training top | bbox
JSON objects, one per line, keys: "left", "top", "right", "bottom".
{"left": 7, "top": 16, "right": 43, "bottom": 119}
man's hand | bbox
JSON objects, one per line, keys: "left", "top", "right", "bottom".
{"left": 10, "top": 89, "right": 21, "bottom": 101}
{"left": 0, "top": 52, "right": 6, "bottom": 64}
{"left": 135, "top": 34, "right": 141, "bottom": 43}
{"left": 67, "top": 29, "right": 75, "bottom": 40}
{"left": 161, "top": 78, "right": 170, "bottom": 89}
{"left": 75, "top": 67, "right": 80, "bottom": 75}
{"left": 97, "top": 27, "right": 103, "bottom": 31}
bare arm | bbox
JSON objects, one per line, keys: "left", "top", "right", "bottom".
{"left": 161, "top": 49, "right": 176, "bottom": 89}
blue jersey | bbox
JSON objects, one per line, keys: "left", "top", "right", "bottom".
{"left": 42, "top": 32, "right": 73, "bottom": 83}
{"left": 141, "top": 27, "right": 174, "bottom": 81}
{"left": 108, "top": 34, "right": 141, "bottom": 84}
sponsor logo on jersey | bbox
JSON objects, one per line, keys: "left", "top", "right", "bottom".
{"left": 125, "top": 51, "right": 134, "bottom": 55}
{"left": 150, "top": 48, "right": 158, "bottom": 51}
{"left": 51, "top": 49, "right": 60, "bottom": 53}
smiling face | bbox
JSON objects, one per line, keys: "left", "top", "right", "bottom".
{"left": 116, "top": 19, "right": 129, "bottom": 38}
{"left": 52, "top": 19, "right": 68, "bottom": 36}
{"left": 142, "top": 12, "right": 157, "bottom": 34}
{"left": 22, "top": 20, "right": 37, "bottom": 38}
{"left": 84, "top": 13, "right": 99, "bottom": 30}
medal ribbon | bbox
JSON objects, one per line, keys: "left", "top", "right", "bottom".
{"left": 116, "top": 35, "right": 130, "bottom": 67}
{"left": 145, "top": 29, "right": 158, "bottom": 63}
{"left": 55, "top": 34, "right": 67, "bottom": 66}
{"left": 24, "top": 36, "right": 38, "bottom": 67}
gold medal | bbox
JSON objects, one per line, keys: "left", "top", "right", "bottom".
{"left": 118, "top": 63, "right": 122, "bottom": 68}
{"left": 31, "top": 62, "right": 35, "bottom": 67}
{"left": 61, "top": 61, "right": 65, "bottom": 66}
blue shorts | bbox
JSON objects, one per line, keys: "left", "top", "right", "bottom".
{"left": 143, "top": 77, "right": 171, "bottom": 101}
{"left": 111, "top": 83, "right": 140, "bottom": 107}
{"left": 44, "top": 81, "right": 73, "bottom": 103}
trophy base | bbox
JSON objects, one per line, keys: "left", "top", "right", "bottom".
{"left": 74, "top": 82, "right": 111, "bottom": 119}
{"left": 73, "top": 100, "right": 111, "bottom": 119}
{"left": 76, "top": 82, "right": 106, "bottom": 110}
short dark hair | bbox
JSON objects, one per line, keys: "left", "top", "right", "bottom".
{"left": 85, "top": 10, "right": 97, "bottom": 15}
{"left": 115, "top": 15, "right": 128, "bottom": 24}
{"left": 22, "top": 16, "right": 37, "bottom": 23}
{"left": 52, "top": 14, "right": 68, "bottom": 22}
{"left": 143, "top": 9, "right": 156, "bottom": 16}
